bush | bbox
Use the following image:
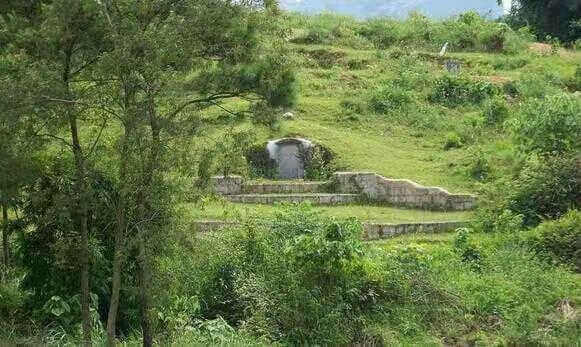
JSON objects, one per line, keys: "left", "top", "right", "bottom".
{"left": 295, "top": 27, "right": 333, "bottom": 45}
{"left": 513, "top": 73, "right": 562, "bottom": 99}
{"left": 524, "top": 210, "right": 581, "bottom": 271}
{"left": 467, "top": 148, "right": 491, "bottom": 180}
{"left": 245, "top": 143, "right": 277, "bottom": 179}
{"left": 568, "top": 65, "right": 581, "bottom": 91}
{"left": 453, "top": 228, "right": 484, "bottom": 271}
{"left": 482, "top": 96, "right": 509, "bottom": 125}
{"left": 369, "top": 84, "right": 412, "bottom": 114}
{"left": 511, "top": 94, "right": 581, "bottom": 154}
{"left": 190, "top": 206, "right": 396, "bottom": 344}
{"left": 429, "top": 75, "right": 497, "bottom": 107}
{"left": 304, "top": 144, "right": 336, "bottom": 180}
{"left": 443, "top": 132, "right": 463, "bottom": 150}
{"left": 476, "top": 154, "right": 579, "bottom": 229}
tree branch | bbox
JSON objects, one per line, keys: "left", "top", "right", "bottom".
{"left": 164, "top": 93, "right": 240, "bottom": 120}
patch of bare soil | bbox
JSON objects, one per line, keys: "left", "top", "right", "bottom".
{"left": 529, "top": 42, "right": 553, "bottom": 55}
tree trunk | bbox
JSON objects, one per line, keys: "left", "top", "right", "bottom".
{"left": 63, "top": 54, "right": 91, "bottom": 343}
{"left": 2, "top": 198, "right": 8, "bottom": 268}
{"left": 138, "top": 235, "right": 153, "bottom": 347}
{"left": 138, "top": 93, "right": 161, "bottom": 347}
{"left": 106, "top": 124, "right": 130, "bottom": 347}
{"left": 68, "top": 111, "right": 92, "bottom": 346}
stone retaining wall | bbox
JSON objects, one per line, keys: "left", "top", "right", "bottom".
{"left": 226, "top": 193, "right": 359, "bottom": 205}
{"left": 192, "top": 220, "right": 468, "bottom": 240}
{"left": 210, "top": 176, "right": 243, "bottom": 195}
{"left": 363, "top": 221, "right": 467, "bottom": 240}
{"left": 333, "top": 172, "right": 476, "bottom": 211}
{"left": 243, "top": 181, "right": 329, "bottom": 194}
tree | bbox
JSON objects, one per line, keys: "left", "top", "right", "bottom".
{"left": 1, "top": 1, "right": 109, "bottom": 343}
{"left": 97, "top": 1, "right": 296, "bottom": 345}
{"left": 501, "top": 0, "right": 581, "bottom": 43}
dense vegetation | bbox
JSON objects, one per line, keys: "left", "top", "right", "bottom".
{"left": 1, "top": 1, "right": 580, "bottom": 345}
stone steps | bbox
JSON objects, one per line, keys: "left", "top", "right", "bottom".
{"left": 225, "top": 193, "right": 359, "bottom": 205}
{"left": 242, "top": 181, "right": 330, "bottom": 194}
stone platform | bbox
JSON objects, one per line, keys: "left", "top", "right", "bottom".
{"left": 209, "top": 172, "right": 477, "bottom": 211}
{"left": 225, "top": 193, "right": 359, "bottom": 205}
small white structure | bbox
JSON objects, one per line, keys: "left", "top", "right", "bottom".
{"left": 439, "top": 42, "right": 449, "bottom": 57}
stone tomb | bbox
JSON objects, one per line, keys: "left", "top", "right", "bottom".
{"left": 266, "top": 138, "right": 312, "bottom": 179}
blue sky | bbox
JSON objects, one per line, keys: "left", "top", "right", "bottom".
{"left": 280, "top": 0, "right": 511, "bottom": 19}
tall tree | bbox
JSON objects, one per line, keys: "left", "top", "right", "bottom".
{"left": 1, "top": 1, "right": 109, "bottom": 343}
{"left": 98, "top": 0, "right": 296, "bottom": 345}
{"left": 502, "top": 0, "right": 581, "bottom": 42}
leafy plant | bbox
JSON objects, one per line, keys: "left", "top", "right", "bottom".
{"left": 524, "top": 210, "right": 581, "bottom": 271}
{"left": 511, "top": 94, "right": 581, "bottom": 154}
{"left": 453, "top": 228, "right": 484, "bottom": 271}
{"left": 482, "top": 96, "right": 509, "bottom": 125}
{"left": 429, "top": 75, "right": 497, "bottom": 106}
{"left": 369, "top": 84, "right": 412, "bottom": 114}
{"left": 443, "top": 132, "right": 463, "bottom": 150}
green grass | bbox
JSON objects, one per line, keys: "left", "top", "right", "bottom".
{"left": 194, "top": 40, "right": 580, "bottom": 194}
{"left": 183, "top": 200, "right": 473, "bottom": 223}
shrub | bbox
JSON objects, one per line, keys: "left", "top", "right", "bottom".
{"left": 482, "top": 96, "right": 509, "bottom": 125}
{"left": 568, "top": 65, "right": 581, "bottom": 91}
{"left": 192, "top": 205, "right": 394, "bottom": 344}
{"left": 295, "top": 27, "right": 334, "bottom": 45}
{"left": 511, "top": 94, "right": 581, "bottom": 154}
{"left": 453, "top": 228, "right": 484, "bottom": 271}
{"left": 467, "top": 148, "right": 491, "bottom": 180}
{"left": 502, "top": 80, "right": 519, "bottom": 97}
{"left": 443, "top": 132, "right": 463, "bottom": 150}
{"left": 476, "top": 154, "right": 579, "bottom": 229}
{"left": 524, "top": 210, "right": 581, "bottom": 271}
{"left": 369, "top": 84, "right": 412, "bottom": 114}
{"left": 429, "top": 75, "right": 496, "bottom": 107}
{"left": 245, "top": 143, "right": 277, "bottom": 179}
{"left": 513, "top": 74, "right": 562, "bottom": 99}
{"left": 304, "top": 144, "right": 336, "bottom": 180}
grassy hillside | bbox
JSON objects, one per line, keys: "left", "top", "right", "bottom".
{"left": 196, "top": 12, "right": 580, "bottom": 194}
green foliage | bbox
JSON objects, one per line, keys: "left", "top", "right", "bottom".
{"left": 304, "top": 145, "right": 336, "bottom": 180}
{"left": 0, "top": 271, "right": 24, "bottom": 319}
{"left": 568, "top": 64, "right": 581, "bottom": 91}
{"left": 476, "top": 154, "right": 578, "bottom": 229}
{"left": 245, "top": 143, "right": 278, "bottom": 179}
{"left": 504, "top": 0, "right": 581, "bottom": 43}
{"left": 180, "top": 205, "right": 396, "bottom": 344}
{"left": 429, "top": 75, "right": 497, "bottom": 107}
{"left": 299, "top": 48, "right": 347, "bottom": 69}
{"left": 453, "top": 228, "right": 484, "bottom": 271}
{"left": 512, "top": 73, "right": 563, "bottom": 98}
{"left": 467, "top": 148, "right": 491, "bottom": 181}
{"left": 369, "top": 83, "right": 412, "bottom": 114}
{"left": 511, "top": 94, "right": 581, "bottom": 154}
{"left": 214, "top": 129, "right": 254, "bottom": 177}
{"left": 482, "top": 96, "right": 509, "bottom": 125}
{"left": 443, "top": 132, "right": 463, "bottom": 150}
{"left": 524, "top": 210, "right": 581, "bottom": 271}
{"left": 42, "top": 294, "right": 100, "bottom": 333}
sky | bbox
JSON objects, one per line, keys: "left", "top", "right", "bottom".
{"left": 280, "top": 0, "right": 512, "bottom": 19}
